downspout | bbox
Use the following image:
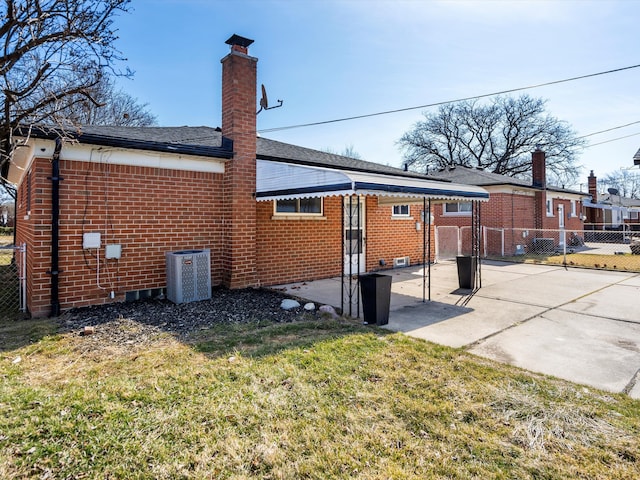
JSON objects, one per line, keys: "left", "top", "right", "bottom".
{"left": 48, "top": 138, "right": 63, "bottom": 317}
{"left": 13, "top": 195, "right": 17, "bottom": 245}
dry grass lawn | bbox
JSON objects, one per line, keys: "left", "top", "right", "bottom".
{"left": 0, "top": 234, "right": 12, "bottom": 247}
{"left": 1, "top": 315, "right": 639, "bottom": 479}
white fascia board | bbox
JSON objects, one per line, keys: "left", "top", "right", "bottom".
{"left": 484, "top": 185, "right": 535, "bottom": 196}
{"left": 62, "top": 143, "right": 226, "bottom": 173}
{"left": 5, "top": 138, "right": 52, "bottom": 186}
{"left": 547, "top": 191, "right": 589, "bottom": 201}
{"left": 6, "top": 138, "right": 226, "bottom": 187}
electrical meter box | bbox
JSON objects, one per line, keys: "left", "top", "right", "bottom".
{"left": 83, "top": 232, "right": 101, "bottom": 249}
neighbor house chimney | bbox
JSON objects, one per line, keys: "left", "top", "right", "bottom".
{"left": 532, "top": 148, "right": 546, "bottom": 230}
{"left": 588, "top": 170, "right": 597, "bottom": 204}
{"left": 532, "top": 147, "right": 546, "bottom": 189}
{"left": 221, "top": 34, "right": 258, "bottom": 289}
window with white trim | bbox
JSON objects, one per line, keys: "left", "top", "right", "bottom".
{"left": 571, "top": 200, "right": 577, "bottom": 217}
{"left": 274, "top": 198, "right": 323, "bottom": 215}
{"left": 546, "top": 199, "right": 553, "bottom": 216}
{"left": 443, "top": 202, "right": 472, "bottom": 216}
{"left": 628, "top": 210, "right": 639, "bottom": 220}
{"left": 392, "top": 204, "right": 410, "bottom": 217}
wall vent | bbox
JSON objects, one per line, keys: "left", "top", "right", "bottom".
{"left": 166, "top": 249, "right": 211, "bottom": 304}
{"left": 393, "top": 256, "right": 410, "bottom": 268}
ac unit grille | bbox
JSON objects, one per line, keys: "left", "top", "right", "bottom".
{"left": 166, "top": 249, "right": 211, "bottom": 304}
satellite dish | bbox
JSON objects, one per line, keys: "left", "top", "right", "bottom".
{"left": 256, "top": 84, "right": 283, "bottom": 115}
{"left": 608, "top": 188, "right": 619, "bottom": 195}
{"left": 260, "top": 84, "right": 269, "bottom": 110}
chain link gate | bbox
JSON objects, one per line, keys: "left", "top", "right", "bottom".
{"left": 0, "top": 243, "right": 26, "bottom": 318}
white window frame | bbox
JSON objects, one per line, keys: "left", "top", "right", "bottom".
{"left": 546, "top": 199, "right": 554, "bottom": 216}
{"left": 443, "top": 202, "right": 472, "bottom": 216}
{"left": 392, "top": 204, "right": 410, "bottom": 218}
{"left": 571, "top": 200, "right": 577, "bottom": 218}
{"left": 273, "top": 197, "right": 324, "bottom": 217}
{"left": 630, "top": 210, "right": 639, "bottom": 220}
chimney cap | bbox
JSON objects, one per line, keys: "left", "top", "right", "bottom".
{"left": 226, "top": 34, "right": 254, "bottom": 49}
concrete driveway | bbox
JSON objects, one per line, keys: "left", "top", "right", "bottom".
{"left": 278, "top": 261, "right": 640, "bottom": 399}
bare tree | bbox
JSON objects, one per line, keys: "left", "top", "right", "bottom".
{"left": 1, "top": 0, "right": 132, "bottom": 198}
{"left": 61, "top": 76, "right": 157, "bottom": 127}
{"left": 398, "top": 95, "right": 586, "bottom": 184}
{"left": 600, "top": 170, "right": 640, "bottom": 199}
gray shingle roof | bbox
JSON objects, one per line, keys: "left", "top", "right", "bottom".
{"left": 430, "top": 165, "right": 585, "bottom": 196}
{"left": 23, "top": 125, "right": 233, "bottom": 159}
{"left": 29, "top": 125, "right": 451, "bottom": 182}
{"left": 256, "top": 136, "right": 433, "bottom": 179}
{"left": 597, "top": 193, "right": 640, "bottom": 208}
{"left": 430, "top": 166, "right": 532, "bottom": 187}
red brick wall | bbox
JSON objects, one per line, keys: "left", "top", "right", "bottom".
{"left": 256, "top": 196, "right": 435, "bottom": 286}
{"left": 17, "top": 157, "right": 224, "bottom": 317}
{"left": 256, "top": 197, "right": 342, "bottom": 285}
{"left": 15, "top": 159, "right": 50, "bottom": 316}
{"left": 365, "top": 198, "right": 435, "bottom": 270}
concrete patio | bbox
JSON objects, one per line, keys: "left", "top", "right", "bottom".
{"left": 277, "top": 260, "right": 640, "bottom": 399}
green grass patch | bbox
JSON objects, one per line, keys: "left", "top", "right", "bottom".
{"left": 1, "top": 317, "right": 639, "bottom": 479}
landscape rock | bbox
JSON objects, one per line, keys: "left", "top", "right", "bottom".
{"left": 319, "top": 305, "right": 338, "bottom": 318}
{"left": 280, "top": 299, "right": 301, "bottom": 310}
{"left": 303, "top": 302, "right": 316, "bottom": 311}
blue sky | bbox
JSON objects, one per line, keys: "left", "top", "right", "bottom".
{"left": 113, "top": 0, "right": 640, "bottom": 189}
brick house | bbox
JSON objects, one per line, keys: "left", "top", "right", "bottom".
{"left": 430, "top": 151, "right": 588, "bottom": 257}
{"left": 3, "top": 35, "right": 488, "bottom": 317}
{"left": 583, "top": 170, "right": 640, "bottom": 231}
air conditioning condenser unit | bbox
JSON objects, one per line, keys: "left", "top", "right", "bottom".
{"left": 166, "top": 249, "right": 211, "bottom": 304}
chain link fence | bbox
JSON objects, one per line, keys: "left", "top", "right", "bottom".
{"left": 483, "top": 226, "right": 640, "bottom": 272}
{"left": 0, "top": 244, "right": 25, "bottom": 319}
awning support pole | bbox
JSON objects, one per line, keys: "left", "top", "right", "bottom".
{"left": 422, "top": 197, "right": 426, "bottom": 303}
{"left": 341, "top": 195, "right": 344, "bottom": 315}
{"left": 428, "top": 198, "right": 432, "bottom": 301}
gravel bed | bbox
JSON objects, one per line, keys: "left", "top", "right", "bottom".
{"left": 57, "top": 287, "right": 322, "bottom": 351}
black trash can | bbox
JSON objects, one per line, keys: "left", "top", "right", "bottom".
{"left": 456, "top": 255, "right": 477, "bottom": 289}
{"left": 359, "top": 273, "right": 392, "bottom": 325}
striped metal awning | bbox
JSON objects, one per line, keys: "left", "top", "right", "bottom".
{"left": 256, "top": 160, "right": 489, "bottom": 203}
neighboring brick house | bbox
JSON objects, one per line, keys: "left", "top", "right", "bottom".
{"left": 430, "top": 152, "right": 588, "bottom": 257}
{"left": 3, "top": 35, "right": 488, "bottom": 317}
{"left": 583, "top": 170, "right": 640, "bottom": 230}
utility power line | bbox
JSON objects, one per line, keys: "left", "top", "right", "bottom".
{"left": 586, "top": 132, "right": 640, "bottom": 147}
{"left": 579, "top": 120, "right": 640, "bottom": 138}
{"left": 258, "top": 63, "right": 640, "bottom": 134}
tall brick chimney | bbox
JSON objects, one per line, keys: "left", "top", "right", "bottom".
{"left": 532, "top": 148, "right": 546, "bottom": 230}
{"left": 588, "top": 170, "right": 597, "bottom": 204}
{"left": 221, "top": 34, "right": 258, "bottom": 288}
{"left": 532, "top": 147, "right": 546, "bottom": 189}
